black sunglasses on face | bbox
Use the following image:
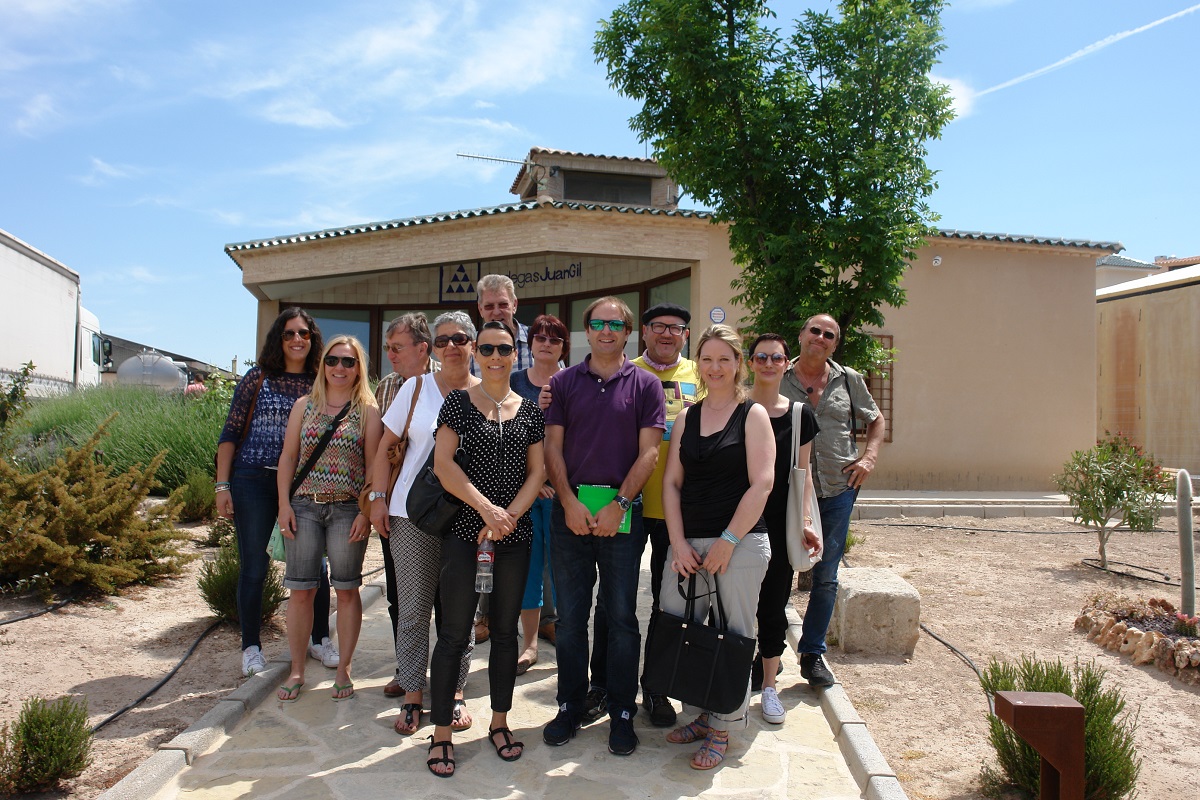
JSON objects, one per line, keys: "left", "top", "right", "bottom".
{"left": 648, "top": 321, "right": 687, "bottom": 336}
{"left": 751, "top": 352, "right": 788, "bottom": 365}
{"left": 282, "top": 329, "right": 311, "bottom": 341}
{"left": 809, "top": 326, "right": 837, "bottom": 341}
{"left": 477, "top": 343, "right": 515, "bottom": 357}
{"left": 323, "top": 355, "right": 358, "bottom": 368}
{"left": 433, "top": 333, "right": 471, "bottom": 348}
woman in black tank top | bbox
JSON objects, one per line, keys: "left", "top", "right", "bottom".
{"left": 659, "top": 325, "right": 775, "bottom": 770}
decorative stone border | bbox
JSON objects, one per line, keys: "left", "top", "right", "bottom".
{"left": 1074, "top": 610, "right": 1200, "bottom": 686}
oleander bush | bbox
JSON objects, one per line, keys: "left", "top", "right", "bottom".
{"left": 980, "top": 656, "right": 1140, "bottom": 799}
{"left": 0, "top": 416, "right": 192, "bottom": 599}
{"left": 198, "top": 537, "right": 285, "bottom": 623}
{"left": 1054, "top": 432, "right": 1174, "bottom": 570}
{"left": 17, "top": 384, "right": 227, "bottom": 492}
{"left": 0, "top": 696, "right": 92, "bottom": 794}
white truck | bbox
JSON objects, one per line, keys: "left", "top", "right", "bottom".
{"left": 1, "top": 227, "right": 107, "bottom": 397}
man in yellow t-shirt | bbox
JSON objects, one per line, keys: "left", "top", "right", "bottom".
{"left": 586, "top": 302, "right": 700, "bottom": 729}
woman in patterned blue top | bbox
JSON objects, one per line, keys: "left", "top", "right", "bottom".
{"left": 216, "top": 308, "right": 335, "bottom": 678}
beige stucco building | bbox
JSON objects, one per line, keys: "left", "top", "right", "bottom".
{"left": 225, "top": 147, "right": 1121, "bottom": 490}
{"left": 1097, "top": 263, "right": 1200, "bottom": 475}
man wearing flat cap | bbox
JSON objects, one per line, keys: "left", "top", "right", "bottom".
{"left": 586, "top": 302, "right": 700, "bottom": 729}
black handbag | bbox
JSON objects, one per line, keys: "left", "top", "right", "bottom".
{"left": 405, "top": 445, "right": 469, "bottom": 538}
{"left": 643, "top": 572, "right": 757, "bottom": 715}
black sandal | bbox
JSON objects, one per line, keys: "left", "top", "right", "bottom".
{"left": 394, "top": 703, "right": 422, "bottom": 735}
{"left": 451, "top": 698, "right": 473, "bottom": 731}
{"left": 426, "top": 739, "right": 454, "bottom": 778}
{"left": 489, "top": 726, "right": 524, "bottom": 762}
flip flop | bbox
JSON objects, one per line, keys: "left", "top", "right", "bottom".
{"left": 451, "top": 698, "right": 473, "bottom": 731}
{"left": 331, "top": 681, "right": 355, "bottom": 701}
{"left": 489, "top": 726, "right": 524, "bottom": 762}
{"left": 394, "top": 703, "right": 422, "bottom": 734}
{"left": 277, "top": 682, "right": 303, "bottom": 703}
{"left": 426, "top": 739, "right": 455, "bottom": 778}
{"left": 690, "top": 730, "right": 729, "bottom": 771}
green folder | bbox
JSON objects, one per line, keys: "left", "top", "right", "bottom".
{"left": 577, "top": 484, "right": 632, "bottom": 533}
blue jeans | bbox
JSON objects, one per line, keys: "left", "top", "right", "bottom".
{"left": 521, "top": 497, "right": 556, "bottom": 610}
{"left": 230, "top": 467, "right": 330, "bottom": 649}
{"left": 798, "top": 486, "right": 859, "bottom": 655}
{"left": 550, "top": 499, "right": 647, "bottom": 718}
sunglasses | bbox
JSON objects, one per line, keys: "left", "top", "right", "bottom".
{"left": 588, "top": 319, "right": 627, "bottom": 332}
{"left": 751, "top": 352, "right": 788, "bottom": 365}
{"left": 477, "top": 343, "right": 515, "bottom": 357}
{"left": 433, "top": 333, "right": 471, "bottom": 348}
{"left": 323, "top": 355, "right": 358, "bottom": 368}
{"left": 809, "top": 326, "right": 837, "bottom": 341}
{"left": 282, "top": 329, "right": 311, "bottom": 341}
{"left": 648, "top": 321, "right": 687, "bottom": 336}
{"left": 532, "top": 333, "right": 564, "bottom": 346}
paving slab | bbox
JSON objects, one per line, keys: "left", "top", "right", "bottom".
{"left": 152, "top": 556, "right": 877, "bottom": 800}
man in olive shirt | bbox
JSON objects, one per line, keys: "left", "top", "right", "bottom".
{"left": 780, "top": 314, "right": 884, "bottom": 688}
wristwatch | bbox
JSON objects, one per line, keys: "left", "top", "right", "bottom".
{"left": 368, "top": 491, "right": 387, "bottom": 502}
{"left": 613, "top": 495, "right": 632, "bottom": 512}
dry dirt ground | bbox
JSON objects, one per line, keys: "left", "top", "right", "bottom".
{"left": 1, "top": 516, "right": 1196, "bottom": 798}
{"left": 822, "top": 514, "right": 1200, "bottom": 800}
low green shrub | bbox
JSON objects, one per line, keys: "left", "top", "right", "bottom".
{"left": 17, "top": 384, "right": 227, "bottom": 492}
{"left": 0, "top": 416, "right": 193, "bottom": 599}
{"left": 174, "top": 467, "right": 216, "bottom": 522}
{"left": 1054, "top": 432, "right": 1174, "bottom": 569}
{"left": 198, "top": 537, "right": 286, "bottom": 623}
{"left": 980, "top": 656, "right": 1140, "bottom": 799}
{"left": 204, "top": 516, "right": 236, "bottom": 548}
{"left": 0, "top": 696, "right": 92, "bottom": 793}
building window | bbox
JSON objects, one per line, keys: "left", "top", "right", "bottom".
{"left": 563, "top": 171, "right": 651, "bottom": 206}
{"left": 858, "top": 334, "right": 893, "bottom": 444}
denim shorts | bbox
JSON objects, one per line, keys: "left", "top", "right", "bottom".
{"left": 285, "top": 496, "right": 367, "bottom": 590}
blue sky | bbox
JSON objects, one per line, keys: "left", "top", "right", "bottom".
{"left": 2, "top": 0, "right": 1197, "bottom": 369}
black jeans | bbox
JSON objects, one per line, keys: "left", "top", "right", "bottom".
{"left": 429, "top": 536, "right": 530, "bottom": 726}
{"left": 590, "top": 516, "right": 669, "bottom": 694}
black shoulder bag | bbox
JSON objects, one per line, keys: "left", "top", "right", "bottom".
{"left": 643, "top": 572, "right": 757, "bottom": 715}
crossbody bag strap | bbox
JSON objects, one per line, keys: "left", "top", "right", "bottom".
{"left": 289, "top": 401, "right": 352, "bottom": 497}
{"left": 790, "top": 401, "right": 803, "bottom": 470}
{"left": 237, "top": 372, "right": 266, "bottom": 450}
{"left": 400, "top": 374, "right": 422, "bottom": 440}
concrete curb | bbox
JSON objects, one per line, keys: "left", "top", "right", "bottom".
{"left": 784, "top": 604, "right": 909, "bottom": 800}
{"left": 97, "top": 580, "right": 388, "bottom": 800}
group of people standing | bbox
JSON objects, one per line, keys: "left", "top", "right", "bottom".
{"left": 215, "top": 273, "right": 884, "bottom": 778}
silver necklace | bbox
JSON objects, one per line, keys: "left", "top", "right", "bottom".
{"left": 479, "top": 385, "right": 514, "bottom": 439}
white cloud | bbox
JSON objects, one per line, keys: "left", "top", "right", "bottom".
{"left": 261, "top": 98, "right": 349, "bottom": 130}
{"left": 79, "top": 156, "right": 141, "bottom": 186}
{"left": 932, "top": 74, "right": 976, "bottom": 120}
{"left": 13, "top": 92, "right": 58, "bottom": 134}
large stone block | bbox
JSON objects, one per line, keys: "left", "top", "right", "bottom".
{"left": 829, "top": 567, "right": 920, "bottom": 656}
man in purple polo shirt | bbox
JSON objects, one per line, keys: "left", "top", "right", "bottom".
{"left": 541, "top": 296, "right": 665, "bottom": 757}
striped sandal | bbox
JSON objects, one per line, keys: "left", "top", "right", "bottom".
{"left": 666, "top": 714, "right": 710, "bottom": 744}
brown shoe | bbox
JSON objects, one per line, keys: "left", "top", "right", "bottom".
{"left": 538, "top": 621, "right": 556, "bottom": 647}
{"left": 383, "top": 677, "right": 403, "bottom": 698}
{"left": 475, "top": 617, "right": 490, "bottom": 644}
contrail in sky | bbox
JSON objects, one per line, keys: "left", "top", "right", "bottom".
{"left": 977, "top": 3, "right": 1200, "bottom": 96}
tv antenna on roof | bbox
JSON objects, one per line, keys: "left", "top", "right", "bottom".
{"left": 457, "top": 151, "right": 548, "bottom": 194}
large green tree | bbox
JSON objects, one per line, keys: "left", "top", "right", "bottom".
{"left": 595, "top": 0, "right": 954, "bottom": 366}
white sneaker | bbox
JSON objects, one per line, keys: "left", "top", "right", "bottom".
{"left": 309, "top": 636, "right": 340, "bottom": 669}
{"left": 242, "top": 646, "right": 267, "bottom": 677}
{"left": 761, "top": 686, "right": 786, "bottom": 724}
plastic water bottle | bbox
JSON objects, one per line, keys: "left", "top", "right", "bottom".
{"left": 475, "top": 537, "right": 495, "bottom": 594}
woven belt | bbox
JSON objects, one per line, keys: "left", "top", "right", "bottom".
{"left": 307, "top": 492, "right": 357, "bottom": 504}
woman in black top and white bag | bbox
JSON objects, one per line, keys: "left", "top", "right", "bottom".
{"left": 747, "top": 333, "right": 819, "bottom": 725}
{"left": 660, "top": 324, "right": 774, "bottom": 770}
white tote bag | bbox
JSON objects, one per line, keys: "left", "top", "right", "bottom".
{"left": 785, "top": 402, "right": 823, "bottom": 572}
